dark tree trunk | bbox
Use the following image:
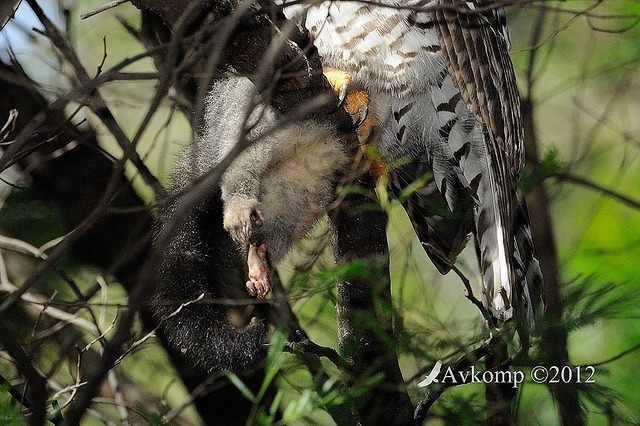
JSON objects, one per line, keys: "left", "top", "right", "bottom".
{"left": 331, "top": 175, "right": 416, "bottom": 426}
{"left": 522, "top": 97, "right": 584, "bottom": 426}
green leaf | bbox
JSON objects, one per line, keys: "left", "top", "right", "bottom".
{"left": 226, "top": 372, "right": 256, "bottom": 403}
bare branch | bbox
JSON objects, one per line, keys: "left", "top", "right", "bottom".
{"left": 79, "top": 0, "right": 129, "bottom": 20}
{"left": 414, "top": 336, "right": 496, "bottom": 423}
{"left": 554, "top": 171, "right": 640, "bottom": 211}
{"left": 24, "top": 0, "right": 164, "bottom": 196}
{"left": 285, "top": 332, "right": 352, "bottom": 373}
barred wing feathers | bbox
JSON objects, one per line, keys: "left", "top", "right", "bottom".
{"left": 433, "top": 0, "right": 544, "bottom": 328}
{"left": 281, "top": 0, "right": 544, "bottom": 330}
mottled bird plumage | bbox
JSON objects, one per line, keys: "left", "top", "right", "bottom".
{"left": 282, "top": 0, "right": 544, "bottom": 329}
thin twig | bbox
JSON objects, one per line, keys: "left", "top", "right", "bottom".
{"left": 414, "top": 336, "right": 496, "bottom": 423}
{"left": 284, "top": 331, "right": 352, "bottom": 373}
{"left": 80, "top": 0, "right": 128, "bottom": 20}
{"left": 554, "top": 171, "right": 640, "bottom": 210}
{"left": 0, "top": 108, "right": 17, "bottom": 143}
{"left": 587, "top": 341, "right": 640, "bottom": 368}
{"left": 112, "top": 294, "right": 205, "bottom": 366}
{"left": 0, "top": 321, "right": 48, "bottom": 424}
{"left": 25, "top": 0, "right": 164, "bottom": 197}
{"left": 421, "top": 240, "right": 495, "bottom": 326}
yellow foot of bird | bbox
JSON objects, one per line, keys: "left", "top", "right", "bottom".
{"left": 324, "top": 68, "right": 377, "bottom": 141}
{"left": 324, "top": 68, "right": 386, "bottom": 179}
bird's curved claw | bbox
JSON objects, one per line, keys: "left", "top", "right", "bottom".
{"left": 324, "top": 68, "right": 352, "bottom": 109}
{"left": 324, "top": 69, "right": 371, "bottom": 129}
{"left": 336, "top": 82, "right": 349, "bottom": 109}
{"left": 348, "top": 93, "right": 370, "bottom": 128}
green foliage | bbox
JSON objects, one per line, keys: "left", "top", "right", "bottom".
{"left": 0, "top": 189, "right": 66, "bottom": 247}
{"left": 427, "top": 390, "right": 485, "bottom": 425}
{"left": 130, "top": 404, "right": 172, "bottom": 426}
{"left": 0, "top": 385, "right": 26, "bottom": 426}
{"left": 562, "top": 279, "right": 640, "bottom": 332}
{"left": 519, "top": 149, "right": 565, "bottom": 193}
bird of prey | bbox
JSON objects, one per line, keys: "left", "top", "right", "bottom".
{"left": 281, "top": 0, "right": 545, "bottom": 331}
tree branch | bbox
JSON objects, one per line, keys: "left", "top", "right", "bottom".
{"left": 330, "top": 175, "right": 416, "bottom": 425}
{"left": 522, "top": 9, "right": 584, "bottom": 425}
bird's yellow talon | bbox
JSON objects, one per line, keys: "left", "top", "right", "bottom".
{"left": 324, "top": 68, "right": 352, "bottom": 106}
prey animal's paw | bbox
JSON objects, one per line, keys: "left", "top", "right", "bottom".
{"left": 246, "top": 243, "right": 271, "bottom": 298}
{"left": 223, "top": 198, "right": 264, "bottom": 241}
